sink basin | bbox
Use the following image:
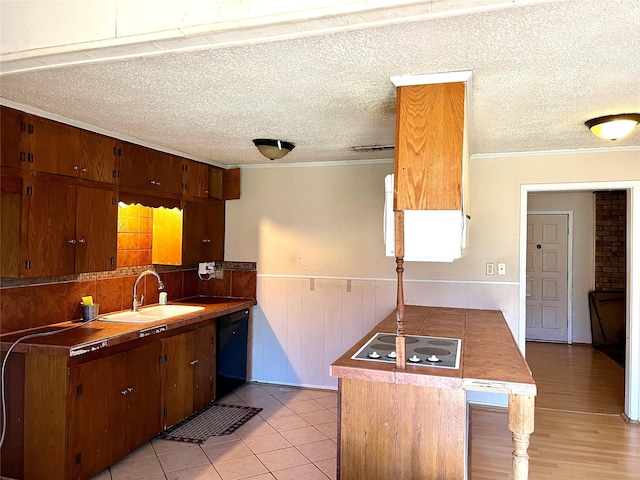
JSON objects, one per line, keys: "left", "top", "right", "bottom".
{"left": 99, "top": 304, "right": 205, "bottom": 323}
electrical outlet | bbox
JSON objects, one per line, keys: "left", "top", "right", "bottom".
{"left": 486, "top": 262, "right": 495, "bottom": 275}
{"left": 498, "top": 263, "right": 506, "bottom": 275}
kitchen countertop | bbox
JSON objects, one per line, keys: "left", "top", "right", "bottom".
{"left": 330, "top": 304, "right": 536, "bottom": 396}
{"left": 0, "top": 296, "right": 256, "bottom": 358}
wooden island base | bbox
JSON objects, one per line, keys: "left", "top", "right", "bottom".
{"left": 339, "top": 379, "right": 466, "bottom": 479}
{"left": 331, "top": 306, "right": 537, "bottom": 480}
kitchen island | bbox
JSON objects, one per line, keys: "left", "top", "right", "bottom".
{"left": 330, "top": 305, "right": 536, "bottom": 480}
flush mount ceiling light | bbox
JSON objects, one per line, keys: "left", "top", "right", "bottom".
{"left": 252, "top": 138, "right": 295, "bottom": 160}
{"left": 585, "top": 113, "right": 640, "bottom": 141}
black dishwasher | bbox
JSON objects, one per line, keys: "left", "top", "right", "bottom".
{"left": 216, "top": 308, "right": 249, "bottom": 399}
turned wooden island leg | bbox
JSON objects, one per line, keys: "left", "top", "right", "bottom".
{"left": 508, "top": 394, "right": 535, "bottom": 480}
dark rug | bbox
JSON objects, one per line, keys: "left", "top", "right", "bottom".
{"left": 159, "top": 403, "right": 262, "bottom": 443}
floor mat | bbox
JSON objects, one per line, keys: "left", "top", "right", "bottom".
{"left": 159, "top": 403, "right": 263, "bottom": 443}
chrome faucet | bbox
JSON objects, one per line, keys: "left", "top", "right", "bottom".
{"left": 132, "top": 270, "right": 165, "bottom": 311}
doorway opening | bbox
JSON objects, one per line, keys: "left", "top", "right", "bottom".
{"left": 519, "top": 181, "right": 639, "bottom": 422}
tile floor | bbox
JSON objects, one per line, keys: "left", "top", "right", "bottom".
{"left": 90, "top": 383, "right": 338, "bottom": 480}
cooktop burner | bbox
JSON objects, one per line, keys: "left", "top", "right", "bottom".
{"left": 351, "top": 332, "right": 461, "bottom": 369}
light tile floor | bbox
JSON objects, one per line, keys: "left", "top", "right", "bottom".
{"left": 90, "top": 383, "right": 338, "bottom": 480}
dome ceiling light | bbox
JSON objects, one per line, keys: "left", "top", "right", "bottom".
{"left": 253, "top": 138, "right": 295, "bottom": 160}
{"left": 585, "top": 113, "right": 640, "bottom": 141}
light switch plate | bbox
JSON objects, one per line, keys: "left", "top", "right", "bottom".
{"left": 498, "top": 263, "right": 506, "bottom": 275}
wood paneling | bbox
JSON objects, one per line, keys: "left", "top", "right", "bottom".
{"left": 340, "top": 378, "right": 466, "bottom": 480}
{"left": 394, "top": 82, "right": 464, "bottom": 211}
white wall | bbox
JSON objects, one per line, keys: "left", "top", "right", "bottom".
{"left": 225, "top": 149, "right": 639, "bottom": 416}
{"left": 527, "top": 191, "right": 595, "bottom": 343}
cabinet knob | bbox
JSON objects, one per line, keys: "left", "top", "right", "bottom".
{"left": 150, "top": 180, "right": 156, "bottom": 185}
{"left": 81, "top": 167, "right": 88, "bottom": 173}
{"left": 78, "top": 238, "right": 86, "bottom": 245}
{"left": 189, "top": 359, "right": 199, "bottom": 366}
{"left": 202, "top": 238, "right": 211, "bottom": 243}
{"left": 73, "top": 165, "right": 80, "bottom": 170}
{"left": 121, "top": 386, "right": 133, "bottom": 395}
{"left": 68, "top": 239, "right": 76, "bottom": 245}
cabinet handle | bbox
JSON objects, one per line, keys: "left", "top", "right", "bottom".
{"left": 73, "top": 165, "right": 80, "bottom": 170}
{"left": 150, "top": 180, "right": 156, "bottom": 185}
{"left": 78, "top": 238, "right": 86, "bottom": 245}
{"left": 121, "top": 387, "right": 133, "bottom": 395}
{"left": 68, "top": 239, "right": 76, "bottom": 245}
{"left": 156, "top": 181, "right": 161, "bottom": 186}
{"left": 189, "top": 360, "right": 199, "bottom": 366}
{"left": 81, "top": 167, "right": 88, "bottom": 173}
{"left": 202, "top": 238, "right": 211, "bottom": 243}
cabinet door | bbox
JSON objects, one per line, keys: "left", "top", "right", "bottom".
{"left": 25, "top": 178, "right": 76, "bottom": 277}
{"left": 156, "top": 152, "right": 184, "bottom": 195}
{"left": 118, "top": 142, "right": 157, "bottom": 190}
{"left": 193, "top": 323, "right": 216, "bottom": 410}
{"left": 183, "top": 201, "right": 224, "bottom": 265}
{"left": 0, "top": 106, "right": 27, "bottom": 169}
{"left": 184, "top": 160, "right": 210, "bottom": 198}
{"left": 67, "top": 353, "right": 128, "bottom": 480}
{"left": 79, "top": 130, "right": 116, "bottom": 183}
{"left": 29, "top": 116, "right": 82, "bottom": 178}
{"left": 0, "top": 173, "right": 22, "bottom": 277}
{"left": 125, "top": 342, "right": 162, "bottom": 453}
{"left": 204, "top": 201, "right": 225, "bottom": 262}
{"left": 75, "top": 186, "right": 117, "bottom": 273}
{"left": 161, "top": 333, "right": 194, "bottom": 428}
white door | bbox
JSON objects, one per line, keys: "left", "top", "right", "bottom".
{"left": 526, "top": 214, "right": 569, "bottom": 342}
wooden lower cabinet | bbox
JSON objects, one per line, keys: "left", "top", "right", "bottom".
{"left": 18, "top": 323, "right": 216, "bottom": 480}
{"left": 162, "top": 323, "right": 217, "bottom": 427}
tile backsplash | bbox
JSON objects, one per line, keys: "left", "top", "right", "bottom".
{"left": 0, "top": 263, "right": 256, "bottom": 335}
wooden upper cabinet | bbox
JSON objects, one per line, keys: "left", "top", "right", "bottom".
{"left": 79, "top": 130, "right": 117, "bottom": 183}
{"left": 25, "top": 178, "right": 77, "bottom": 277}
{"left": 209, "top": 167, "right": 240, "bottom": 200}
{"left": 0, "top": 106, "right": 27, "bottom": 169}
{"left": 0, "top": 172, "right": 23, "bottom": 277}
{"left": 183, "top": 160, "right": 210, "bottom": 198}
{"left": 117, "top": 142, "right": 183, "bottom": 195}
{"left": 29, "top": 116, "right": 83, "bottom": 178}
{"left": 23, "top": 178, "right": 117, "bottom": 277}
{"left": 156, "top": 152, "right": 183, "bottom": 195}
{"left": 182, "top": 201, "right": 224, "bottom": 265}
{"left": 394, "top": 82, "right": 465, "bottom": 211}
{"left": 74, "top": 186, "right": 118, "bottom": 273}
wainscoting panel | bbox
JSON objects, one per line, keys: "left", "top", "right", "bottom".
{"left": 251, "top": 275, "right": 519, "bottom": 393}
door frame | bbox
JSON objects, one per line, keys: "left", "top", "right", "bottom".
{"left": 520, "top": 181, "right": 640, "bottom": 422}
{"left": 526, "top": 211, "right": 574, "bottom": 344}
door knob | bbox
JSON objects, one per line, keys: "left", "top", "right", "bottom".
{"left": 536, "top": 244, "right": 542, "bottom": 249}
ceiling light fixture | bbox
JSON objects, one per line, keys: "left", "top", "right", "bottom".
{"left": 252, "top": 138, "right": 295, "bottom": 160}
{"left": 585, "top": 113, "right": 640, "bottom": 141}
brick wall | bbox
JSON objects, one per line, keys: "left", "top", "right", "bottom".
{"left": 594, "top": 191, "right": 626, "bottom": 291}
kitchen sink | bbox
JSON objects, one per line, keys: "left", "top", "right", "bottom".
{"left": 99, "top": 304, "right": 205, "bottom": 323}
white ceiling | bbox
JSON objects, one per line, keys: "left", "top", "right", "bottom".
{"left": 1, "top": 0, "right": 639, "bottom": 167}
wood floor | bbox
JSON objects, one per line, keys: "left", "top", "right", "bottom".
{"left": 470, "top": 341, "right": 640, "bottom": 479}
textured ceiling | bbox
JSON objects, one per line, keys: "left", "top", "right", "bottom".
{"left": 1, "top": 0, "right": 639, "bottom": 166}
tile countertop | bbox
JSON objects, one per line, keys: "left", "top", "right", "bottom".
{"left": 330, "top": 305, "right": 537, "bottom": 396}
{"left": 0, "top": 297, "right": 256, "bottom": 358}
